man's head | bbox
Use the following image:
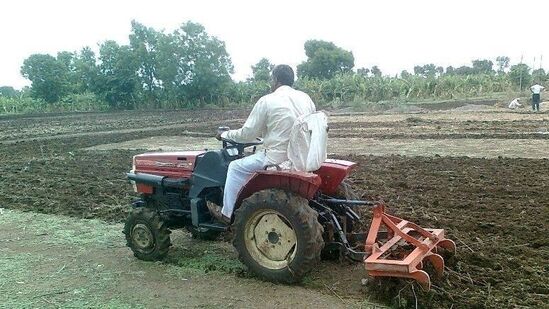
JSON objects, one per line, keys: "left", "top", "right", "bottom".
{"left": 271, "top": 64, "right": 294, "bottom": 92}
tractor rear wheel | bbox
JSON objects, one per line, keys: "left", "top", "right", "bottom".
{"left": 123, "top": 207, "right": 171, "bottom": 261}
{"left": 232, "top": 189, "right": 324, "bottom": 283}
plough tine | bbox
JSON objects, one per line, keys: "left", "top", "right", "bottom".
{"left": 437, "top": 239, "right": 456, "bottom": 253}
{"left": 410, "top": 270, "right": 431, "bottom": 291}
{"left": 425, "top": 253, "right": 445, "bottom": 278}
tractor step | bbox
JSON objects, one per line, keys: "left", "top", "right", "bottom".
{"left": 198, "top": 222, "right": 229, "bottom": 232}
{"left": 363, "top": 203, "right": 456, "bottom": 290}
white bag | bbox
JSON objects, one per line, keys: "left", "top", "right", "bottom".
{"left": 287, "top": 111, "right": 328, "bottom": 172}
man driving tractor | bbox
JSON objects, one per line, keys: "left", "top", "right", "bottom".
{"left": 207, "top": 64, "right": 317, "bottom": 223}
{"left": 126, "top": 65, "right": 455, "bottom": 287}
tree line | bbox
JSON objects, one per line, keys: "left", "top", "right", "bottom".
{"left": 0, "top": 20, "right": 547, "bottom": 114}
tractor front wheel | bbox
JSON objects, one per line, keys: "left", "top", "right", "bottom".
{"left": 232, "top": 189, "right": 324, "bottom": 283}
{"left": 123, "top": 207, "right": 171, "bottom": 261}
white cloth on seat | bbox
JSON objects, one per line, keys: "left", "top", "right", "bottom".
{"left": 287, "top": 111, "right": 328, "bottom": 172}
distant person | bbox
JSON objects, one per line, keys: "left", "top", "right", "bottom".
{"left": 530, "top": 83, "right": 545, "bottom": 112}
{"left": 508, "top": 98, "right": 522, "bottom": 109}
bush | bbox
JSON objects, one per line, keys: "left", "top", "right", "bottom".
{"left": 295, "top": 72, "right": 518, "bottom": 107}
{"left": 0, "top": 92, "right": 107, "bottom": 115}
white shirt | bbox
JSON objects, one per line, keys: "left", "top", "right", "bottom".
{"left": 223, "top": 85, "right": 316, "bottom": 164}
{"left": 508, "top": 98, "right": 522, "bottom": 109}
{"left": 531, "top": 84, "right": 545, "bottom": 94}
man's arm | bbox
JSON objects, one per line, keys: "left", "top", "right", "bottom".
{"left": 222, "top": 99, "right": 267, "bottom": 143}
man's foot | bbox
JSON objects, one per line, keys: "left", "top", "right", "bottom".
{"left": 206, "top": 201, "right": 231, "bottom": 224}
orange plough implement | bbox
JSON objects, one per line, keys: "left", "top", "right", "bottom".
{"left": 364, "top": 203, "right": 456, "bottom": 290}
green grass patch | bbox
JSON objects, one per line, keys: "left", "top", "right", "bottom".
{"left": 165, "top": 238, "right": 246, "bottom": 275}
{"left": 0, "top": 209, "right": 122, "bottom": 248}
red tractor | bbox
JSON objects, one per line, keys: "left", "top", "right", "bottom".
{"left": 124, "top": 132, "right": 455, "bottom": 289}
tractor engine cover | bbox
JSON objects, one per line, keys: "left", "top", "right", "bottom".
{"left": 132, "top": 151, "right": 205, "bottom": 178}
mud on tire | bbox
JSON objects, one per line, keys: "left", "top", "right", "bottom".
{"left": 232, "top": 189, "right": 324, "bottom": 283}
{"left": 123, "top": 207, "right": 171, "bottom": 261}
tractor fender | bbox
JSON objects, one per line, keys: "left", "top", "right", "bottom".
{"left": 234, "top": 170, "right": 322, "bottom": 208}
{"left": 313, "top": 159, "right": 356, "bottom": 196}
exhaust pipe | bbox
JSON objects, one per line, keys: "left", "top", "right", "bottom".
{"left": 127, "top": 172, "right": 189, "bottom": 189}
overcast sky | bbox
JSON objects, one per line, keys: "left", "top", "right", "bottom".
{"left": 2, "top": 0, "right": 548, "bottom": 89}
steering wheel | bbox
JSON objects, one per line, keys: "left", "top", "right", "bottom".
{"left": 222, "top": 137, "right": 263, "bottom": 155}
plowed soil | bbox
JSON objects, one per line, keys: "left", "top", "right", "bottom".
{"left": 0, "top": 105, "right": 548, "bottom": 308}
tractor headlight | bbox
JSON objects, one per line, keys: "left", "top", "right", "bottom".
{"left": 130, "top": 156, "right": 137, "bottom": 192}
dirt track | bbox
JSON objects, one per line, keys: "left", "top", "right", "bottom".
{"left": 0, "top": 105, "right": 548, "bottom": 308}
{"left": 0, "top": 210, "right": 361, "bottom": 308}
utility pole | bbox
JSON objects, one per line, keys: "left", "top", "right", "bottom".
{"left": 519, "top": 55, "right": 524, "bottom": 91}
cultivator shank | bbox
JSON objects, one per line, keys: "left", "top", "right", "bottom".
{"left": 363, "top": 203, "right": 456, "bottom": 290}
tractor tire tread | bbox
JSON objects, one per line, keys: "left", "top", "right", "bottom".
{"left": 233, "top": 189, "right": 324, "bottom": 283}
{"left": 123, "top": 207, "right": 171, "bottom": 261}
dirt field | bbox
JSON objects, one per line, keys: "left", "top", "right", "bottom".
{"left": 0, "top": 104, "right": 548, "bottom": 308}
{"left": 0, "top": 209, "right": 365, "bottom": 308}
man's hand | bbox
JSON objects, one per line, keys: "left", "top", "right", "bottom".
{"left": 216, "top": 132, "right": 223, "bottom": 141}
{"left": 216, "top": 126, "right": 230, "bottom": 141}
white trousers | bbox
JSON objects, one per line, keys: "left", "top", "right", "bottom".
{"left": 222, "top": 152, "right": 267, "bottom": 218}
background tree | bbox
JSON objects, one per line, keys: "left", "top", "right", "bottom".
{"left": 0, "top": 86, "right": 18, "bottom": 98}
{"left": 129, "top": 20, "right": 161, "bottom": 106}
{"left": 454, "top": 65, "right": 475, "bottom": 75}
{"left": 251, "top": 58, "right": 273, "bottom": 82}
{"left": 172, "top": 22, "right": 234, "bottom": 105}
{"left": 73, "top": 47, "right": 98, "bottom": 94}
{"left": 154, "top": 21, "right": 234, "bottom": 106}
{"left": 357, "top": 67, "right": 370, "bottom": 77}
{"left": 297, "top": 40, "right": 354, "bottom": 79}
{"left": 471, "top": 59, "right": 494, "bottom": 74}
{"left": 508, "top": 63, "right": 531, "bottom": 90}
{"left": 56, "top": 51, "right": 79, "bottom": 94}
{"left": 414, "top": 64, "right": 436, "bottom": 77}
{"left": 496, "top": 56, "right": 510, "bottom": 74}
{"left": 155, "top": 31, "right": 181, "bottom": 102}
{"left": 21, "top": 54, "right": 70, "bottom": 103}
{"left": 532, "top": 68, "right": 547, "bottom": 83}
{"left": 94, "top": 41, "right": 139, "bottom": 109}
{"left": 436, "top": 66, "right": 444, "bottom": 76}
{"left": 370, "top": 65, "right": 382, "bottom": 77}
{"left": 400, "top": 70, "right": 411, "bottom": 79}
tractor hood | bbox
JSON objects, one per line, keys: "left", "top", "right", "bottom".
{"left": 132, "top": 151, "right": 205, "bottom": 178}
